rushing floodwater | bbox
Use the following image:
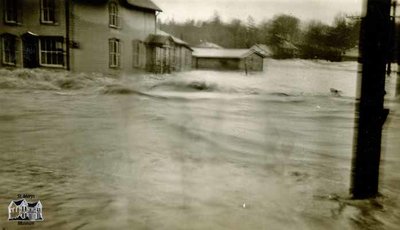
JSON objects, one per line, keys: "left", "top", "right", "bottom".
{"left": 0, "top": 60, "right": 399, "bottom": 229}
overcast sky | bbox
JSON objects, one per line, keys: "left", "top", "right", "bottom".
{"left": 154, "top": 0, "right": 363, "bottom": 25}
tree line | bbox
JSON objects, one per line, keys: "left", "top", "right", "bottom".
{"left": 159, "top": 13, "right": 361, "bottom": 61}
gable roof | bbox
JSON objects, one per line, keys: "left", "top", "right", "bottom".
{"left": 126, "top": 0, "right": 162, "bottom": 12}
{"left": 192, "top": 48, "right": 266, "bottom": 59}
{"left": 251, "top": 44, "right": 272, "bottom": 57}
{"left": 145, "top": 34, "right": 173, "bottom": 46}
{"left": 11, "top": 199, "right": 27, "bottom": 206}
{"left": 28, "top": 201, "right": 41, "bottom": 208}
{"left": 156, "top": 30, "right": 193, "bottom": 50}
{"left": 195, "top": 42, "right": 223, "bottom": 49}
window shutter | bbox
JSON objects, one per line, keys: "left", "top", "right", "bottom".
{"left": 139, "top": 42, "right": 146, "bottom": 68}
{"left": 132, "top": 40, "right": 139, "bottom": 67}
{"left": 3, "top": 1, "right": 6, "bottom": 23}
{"left": 54, "top": 0, "right": 59, "bottom": 24}
{"left": 0, "top": 36, "right": 3, "bottom": 64}
{"left": 15, "top": 0, "right": 22, "bottom": 24}
{"left": 17, "top": 5, "right": 23, "bottom": 24}
{"left": 15, "top": 37, "right": 20, "bottom": 66}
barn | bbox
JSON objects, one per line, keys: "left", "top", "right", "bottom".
{"left": 192, "top": 48, "right": 266, "bottom": 71}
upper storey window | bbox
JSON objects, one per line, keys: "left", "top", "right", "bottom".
{"left": 4, "top": 0, "right": 20, "bottom": 24}
{"left": 109, "top": 2, "right": 120, "bottom": 28}
{"left": 41, "top": 0, "right": 56, "bottom": 24}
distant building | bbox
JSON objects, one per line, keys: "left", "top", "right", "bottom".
{"left": 250, "top": 44, "right": 273, "bottom": 58}
{"left": 272, "top": 41, "right": 299, "bottom": 58}
{"left": 192, "top": 48, "right": 267, "bottom": 71}
{"left": 195, "top": 42, "right": 223, "bottom": 49}
{"left": 0, "top": 0, "right": 192, "bottom": 74}
{"left": 342, "top": 46, "right": 359, "bottom": 61}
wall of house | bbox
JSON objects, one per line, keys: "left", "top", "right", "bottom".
{"left": 0, "top": 0, "right": 67, "bottom": 68}
{"left": 173, "top": 46, "right": 192, "bottom": 71}
{"left": 239, "top": 53, "right": 264, "bottom": 71}
{"left": 182, "top": 47, "right": 192, "bottom": 71}
{"left": 0, "top": 0, "right": 191, "bottom": 75}
{"left": 70, "top": 1, "right": 156, "bottom": 74}
{"left": 194, "top": 57, "right": 241, "bottom": 70}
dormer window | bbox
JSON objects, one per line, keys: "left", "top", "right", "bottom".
{"left": 109, "top": 2, "right": 120, "bottom": 28}
{"left": 4, "top": 0, "right": 20, "bottom": 24}
{"left": 40, "top": 0, "right": 56, "bottom": 24}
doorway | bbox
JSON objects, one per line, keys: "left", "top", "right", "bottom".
{"left": 22, "top": 33, "right": 39, "bottom": 68}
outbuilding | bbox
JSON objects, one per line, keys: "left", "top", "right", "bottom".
{"left": 145, "top": 31, "right": 193, "bottom": 74}
{"left": 192, "top": 48, "right": 266, "bottom": 71}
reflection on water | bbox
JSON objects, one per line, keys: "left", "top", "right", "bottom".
{"left": 0, "top": 60, "right": 399, "bottom": 229}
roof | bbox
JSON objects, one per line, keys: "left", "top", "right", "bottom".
{"left": 156, "top": 30, "right": 193, "bottom": 50}
{"left": 280, "top": 41, "right": 298, "bottom": 50}
{"left": 12, "top": 199, "right": 26, "bottom": 206}
{"left": 195, "top": 42, "right": 223, "bottom": 49}
{"left": 192, "top": 48, "right": 266, "bottom": 59}
{"left": 343, "top": 47, "right": 359, "bottom": 58}
{"left": 251, "top": 44, "right": 272, "bottom": 57}
{"left": 75, "top": 0, "right": 162, "bottom": 11}
{"left": 28, "top": 201, "right": 39, "bottom": 207}
{"left": 126, "top": 0, "right": 162, "bottom": 12}
{"left": 145, "top": 34, "right": 173, "bottom": 46}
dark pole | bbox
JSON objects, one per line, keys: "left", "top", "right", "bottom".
{"left": 65, "top": 0, "right": 71, "bottom": 71}
{"left": 397, "top": 1, "right": 400, "bottom": 96}
{"left": 351, "top": 0, "right": 391, "bottom": 199}
{"left": 387, "top": 1, "right": 397, "bottom": 75}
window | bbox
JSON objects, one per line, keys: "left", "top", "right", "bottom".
{"left": 2, "top": 35, "right": 16, "bottom": 65}
{"left": 133, "top": 40, "right": 146, "bottom": 68}
{"left": 4, "top": 0, "right": 19, "bottom": 24}
{"left": 41, "top": 0, "right": 56, "bottom": 24}
{"left": 109, "top": 39, "right": 121, "bottom": 68}
{"left": 109, "top": 2, "right": 120, "bottom": 28}
{"left": 39, "top": 37, "right": 64, "bottom": 67}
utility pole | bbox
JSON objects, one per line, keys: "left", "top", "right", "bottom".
{"left": 351, "top": 0, "right": 391, "bottom": 199}
{"left": 65, "top": 0, "right": 71, "bottom": 71}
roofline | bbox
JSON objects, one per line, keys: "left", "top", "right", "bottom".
{"left": 125, "top": 0, "right": 162, "bottom": 12}
{"left": 193, "top": 56, "right": 242, "bottom": 59}
{"left": 193, "top": 49, "right": 267, "bottom": 59}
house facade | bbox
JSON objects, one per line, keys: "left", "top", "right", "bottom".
{"left": 192, "top": 48, "right": 266, "bottom": 71}
{"left": 0, "top": 0, "right": 191, "bottom": 74}
{"left": 8, "top": 199, "right": 43, "bottom": 221}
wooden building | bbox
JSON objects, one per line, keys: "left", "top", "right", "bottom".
{"left": 250, "top": 44, "right": 273, "bottom": 58}
{"left": 342, "top": 46, "right": 359, "bottom": 61}
{"left": 157, "top": 30, "right": 192, "bottom": 72}
{"left": 0, "top": 0, "right": 192, "bottom": 74}
{"left": 192, "top": 48, "right": 266, "bottom": 71}
{"left": 145, "top": 31, "right": 192, "bottom": 73}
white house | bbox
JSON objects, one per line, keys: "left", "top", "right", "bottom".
{"left": 8, "top": 199, "right": 43, "bottom": 221}
{"left": 8, "top": 199, "right": 28, "bottom": 220}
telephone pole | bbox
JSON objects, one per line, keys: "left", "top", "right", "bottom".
{"left": 351, "top": 0, "right": 391, "bottom": 199}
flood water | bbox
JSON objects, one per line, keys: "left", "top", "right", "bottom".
{"left": 0, "top": 60, "right": 399, "bottom": 229}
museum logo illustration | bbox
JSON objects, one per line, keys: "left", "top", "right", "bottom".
{"left": 8, "top": 199, "right": 44, "bottom": 222}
